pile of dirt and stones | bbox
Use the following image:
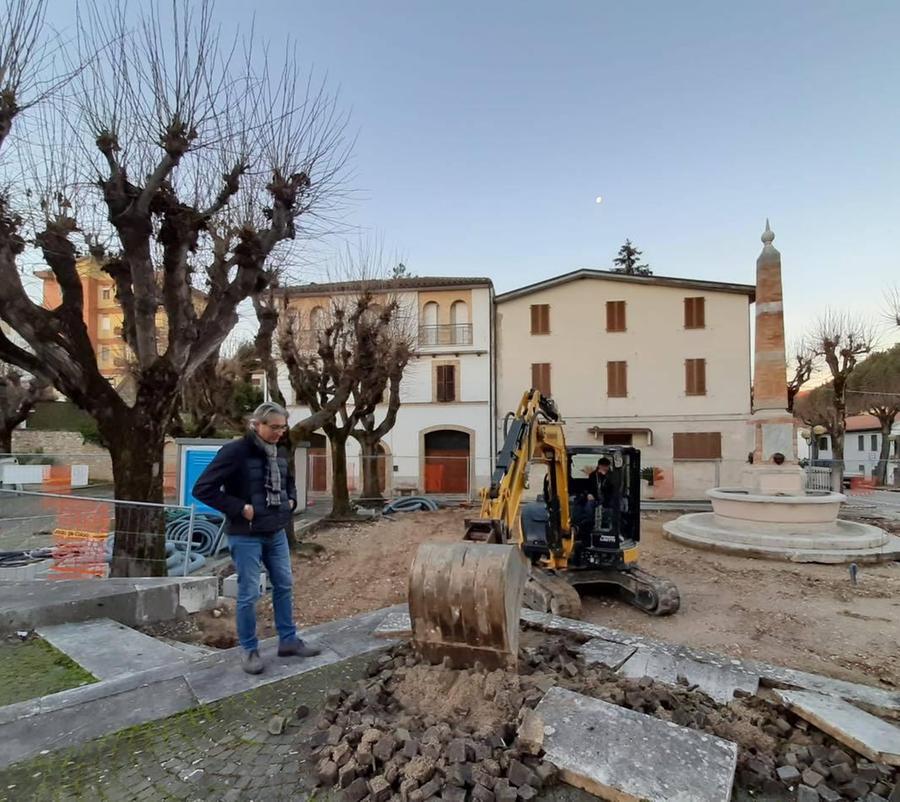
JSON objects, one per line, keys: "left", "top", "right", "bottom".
{"left": 303, "top": 634, "right": 899, "bottom": 802}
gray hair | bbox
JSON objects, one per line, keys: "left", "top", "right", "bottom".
{"left": 250, "top": 402, "right": 289, "bottom": 427}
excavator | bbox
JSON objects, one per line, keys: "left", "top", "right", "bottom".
{"left": 408, "top": 389, "right": 679, "bottom": 668}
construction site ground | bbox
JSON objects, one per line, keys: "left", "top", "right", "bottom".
{"left": 153, "top": 507, "right": 900, "bottom": 691}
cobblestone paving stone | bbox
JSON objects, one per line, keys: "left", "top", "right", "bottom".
{"left": 0, "top": 656, "right": 371, "bottom": 802}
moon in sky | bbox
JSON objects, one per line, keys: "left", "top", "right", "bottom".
{"left": 595, "top": 196, "right": 603, "bottom": 204}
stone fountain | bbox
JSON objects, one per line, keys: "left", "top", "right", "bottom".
{"left": 664, "top": 223, "right": 899, "bottom": 563}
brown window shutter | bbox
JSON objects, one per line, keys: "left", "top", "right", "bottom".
{"left": 436, "top": 365, "right": 457, "bottom": 402}
{"left": 685, "top": 297, "right": 705, "bottom": 329}
{"left": 607, "top": 361, "right": 627, "bottom": 397}
{"left": 673, "top": 432, "right": 721, "bottom": 459}
{"left": 685, "top": 358, "right": 707, "bottom": 395}
{"left": 530, "top": 304, "right": 550, "bottom": 334}
{"left": 531, "top": 363, "right": 551, "bottom": 396}
{"left": 606, "top": 301, "right": 626, "bottom": 332}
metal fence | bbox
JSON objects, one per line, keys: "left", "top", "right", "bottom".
{"left": 0, "top": 488, "right": 226, "bottom": 578}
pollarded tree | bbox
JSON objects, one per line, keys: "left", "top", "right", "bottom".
{"left": 847, "top": 344, "right": 900, "bottom": 485}
{"left": 0, "top": 1, "right": 349, "bottom": 575}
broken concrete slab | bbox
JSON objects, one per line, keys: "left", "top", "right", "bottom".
{"left": 373, "top": 610, "right": 412, "bottom": 639}
{"left": 775, "top": 689, "right": 900, "bottom": 766}
{"left": 535, "top": 686, "right": 737, "bottom": 801}
{"left": 618, "top": 647, "right": 759, "bottom": 704}
{"left": 522, "top": 609, "right": 900, "bottom": 712}
{"left": 578, "top": 638, "right": 636, "bottom": 670}
{"left": 0, "top": 605, "right": 396, "bottom": 768}
{"left": 37, "top": 619, "right": 195, "bottom": 680}
{"left": 0, "top": 576, "right": 218, "bottom": 634}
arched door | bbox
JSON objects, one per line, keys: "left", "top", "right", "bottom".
{"left": 424, "top": 429, "right": 470, "bottom": 494}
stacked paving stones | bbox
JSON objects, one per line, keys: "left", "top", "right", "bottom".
{"left": 307, "top": 633, "right": 900, "bottom": 802}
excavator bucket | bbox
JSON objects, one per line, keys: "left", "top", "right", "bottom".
{"left": 408, "top": 542, "right": 529, "bottom": 671}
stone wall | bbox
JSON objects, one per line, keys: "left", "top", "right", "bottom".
{"left": 10, "top": 431, "right": 179, "bottom": 488}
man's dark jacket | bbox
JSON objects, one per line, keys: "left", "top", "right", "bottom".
{"left": 193, "top": 435, "right": 297, "bottom": 536}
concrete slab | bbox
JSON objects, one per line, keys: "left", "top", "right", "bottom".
{"left": 536, "top": 686, "right": 738, "bottom": 801}
{"left": 775, "top": 689, "right": 900, "bottom": 766}
{"left": 522, "top": 609, "right": 900, "bottom": 712}
{"left": 578, "top": 639, "right": 636, "bottom": 670}
{"left": 0, "top": 576, "right": 218, "bottom": 633}
{"left": 0, "top": 605, "right": 396, "bottom": 768}
{"left": 37, "top": 619, "right": 194, "bottom": 679}
{"left": 618, "top": 648, "right": 759, "bottom": 704}
{"left": 373, "top": 610, "right": 412, "bottom": 639}
{"left": 0, "top": 675, "right": 197, "bottom": 769}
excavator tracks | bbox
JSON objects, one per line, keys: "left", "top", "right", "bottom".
{"left": 565, "top": 567, "right": 681, "bottom": 616}
{"left": 523, "top": 570, "right": 583, "bottom": 618}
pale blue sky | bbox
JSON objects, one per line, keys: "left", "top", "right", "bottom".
{"left": 47, "top": 1, "right": 900, "bottom": 345}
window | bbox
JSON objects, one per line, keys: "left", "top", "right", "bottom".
{"left": 607, "top": 361, "right": 627, "bottom": 398}
{"left": 871, "top": 434, "right": 878, "bottom": 451}
{"left": 603, "top": 432, "right": 633, "bottom": 446}
{"left": 606, "top": 301, "right": 626, "bottom": 332}
{"left": 859, "top": 465, "right": 865, "bottom": 475}
{"left": 858, "top": 435, "right": 865, "bottom": 451}
{"left": 422, "top": 301, "right": 439, "bottom": 327}
{"left": 101, "top": 287, "right": 111, "bottom": 301}
{"left": 531, "top": 363, "right": 551, "bottom": 396}
{"left": 450, "top": 300, "right": 468, "bottom": 325}
{"left": 684, "top": 297, "right": 706, "bottom": 329}
{"left": 309, "top": 306, "right": 326, "bottom": 330}
{"left": 673, "top": 432, "right": 722, "bottom": 460}
{"left": 530, "top": 304, "right": 550, "bottom": 335}
{"left": 436, "top": 364, "right": 456, "bottom": 402}
{"left": 100, "top": 346, "right": 110, "bottom": 364}
{"left": 685, "top": 358, "right": 707, "bottom": 396}
{"left": 100, "top": 315, "right": 111, "bottom": 333}
{"left": 818, "top": 436, "right": 829, "bottom": 451}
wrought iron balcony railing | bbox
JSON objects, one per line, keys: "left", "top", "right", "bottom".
{"left": 418, "top": 324, "right": 473, "bottom": 348}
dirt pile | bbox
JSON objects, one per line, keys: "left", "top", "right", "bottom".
{"left": 305, "top": 635, "right": 899, "bottom": 802}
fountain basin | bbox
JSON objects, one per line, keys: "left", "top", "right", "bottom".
{"left": 708, "top": 487, "right": 844, "bottom": 525}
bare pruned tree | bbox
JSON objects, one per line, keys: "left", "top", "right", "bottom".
{"left": 279, "top": 292, "right": 389, "bottom": 518}
{"left": 808, "top": 311, "right": 877, "bottom": 487}
{"left": 885, "top": 285, "right": 900, "bottom": 329}
{"left": 0, "top": 360, "right": 51, "bottom": 452}
{"left": 793, "top": 383, "right": 837, "bottom": 462}
{"left": 847, "top": 344, "right": 900, "bottom": 486}
{"left": 786, "top": 338, "right": 816, "bottom": 414}
{"left": 0, "top": 1, "right": 350, "bottom": 575}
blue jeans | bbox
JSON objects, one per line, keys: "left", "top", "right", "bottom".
{"left": 227, "top": 530, "right": 297, "bottom": 652}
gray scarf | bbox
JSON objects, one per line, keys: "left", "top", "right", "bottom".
{"left": 252, "top": 432, "right": 283, "bottom": 507}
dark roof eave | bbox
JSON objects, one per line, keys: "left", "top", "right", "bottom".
{"left": 495, "top": 269, "right": 756, "bottom": 303}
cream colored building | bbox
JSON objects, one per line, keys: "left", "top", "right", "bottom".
{"left": 277, "top": 277, "right": 494, "bottom": 499}
{"left": 495, "top": 269, "right": 756, "bottom": 499}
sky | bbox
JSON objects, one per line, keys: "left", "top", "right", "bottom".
{"left": 40, "top": 0, "right": 900, "bottom": 348}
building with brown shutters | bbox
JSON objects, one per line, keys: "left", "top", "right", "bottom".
{"left": 276, "top": 277, "right": 494, "bottom": 498}
{"left": 495, "top": 269, "right": 756, "bottom": 499}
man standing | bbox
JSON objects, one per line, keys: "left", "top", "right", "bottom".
{"left": 194, "top": 402, "right": 320, "bottom": 674}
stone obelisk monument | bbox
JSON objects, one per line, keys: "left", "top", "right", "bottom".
{"left": 742, "top": 221, "right": 804, "bottom": 495}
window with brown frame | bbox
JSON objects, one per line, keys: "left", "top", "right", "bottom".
{"left": 530, "top": 304, "right": 550, "bottom": 334}
{"left": 684, "top": 296, "right": 706, "bottom": 329}
{"left": 685, "top": 358, "right": 707, "bottom": 396}
{"left": 436, "top": 364, "right": 457, "bottom": 402}
{"left": 673, "top": 432, "right": 721, "bottom": 459}
{"left": 606, "top": 300, "right": 626, "bottom": 332}
{"left": 607, "top": 361, "right": 627, "bottom": 398}
{"left": 531, "top": 363, "right": 551, "bottom": 396}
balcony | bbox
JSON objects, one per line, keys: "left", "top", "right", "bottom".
{"left": 418, "top": 324, "right": 473, "bottom": 348}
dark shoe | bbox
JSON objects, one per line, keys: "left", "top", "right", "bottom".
{"left": 278, "top": 639, "right": 321, "bottom": 658}
{"left": 241, "top": 649, "right": 264, "bottom": 675}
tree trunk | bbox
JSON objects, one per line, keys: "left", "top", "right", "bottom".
{"left": 328, "top": 432, "right": 353, "bottom": 518}
{"left": 106, "top": 421, "right": 168, "bottom": 577}
{"left": 357, "top": 434, "right": 384, "bottom": 508}
{"left": 0, "top": 427, "right": 11, "bottom": 454}
{"left": 876, "top": 420, "right": 893, "bottom": 486}
{"left": 831, "top": 403, "right": 846, "bottom": 492}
